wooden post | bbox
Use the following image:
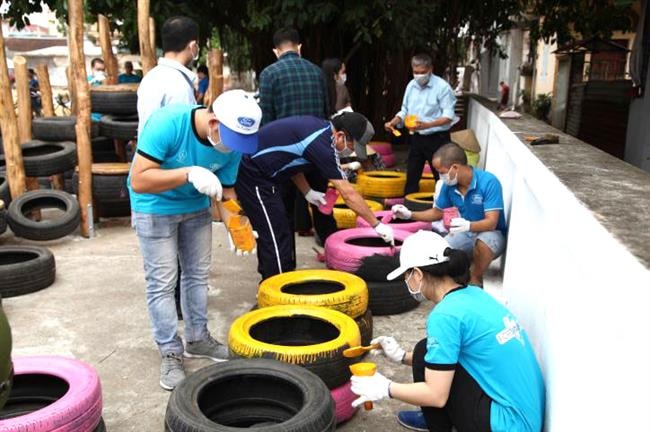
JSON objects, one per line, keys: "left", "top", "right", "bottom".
{"left": 149, "top": 17, "right": 156, "bottom": 56}
{"left": 0, "top": 21, "right": 26, "bottom": 199}
{"left": 98, "top": 14, "right": 118, "bottom": 85}
{"left": 36, "top": 64, "right": 55, "bottom": 117}
{"left": 205, "top": 49, "right": 224, "bottom": 107}
{"left": 69, "top": 0, "right": 94, "bottom": 238}
{"left": 66, "top": 66, "right": 77, "bottom": 115}
{"left": 138, "top": 0, "right": 156, "bottom": 75}
{"left": 13, "top": 56, "right": 32, "bottom": 144}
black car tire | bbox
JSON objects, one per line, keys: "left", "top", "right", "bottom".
{"left": 7, "top": 190, "right": 80, "bottom": 241}
{"left": 0, "top": 246, "right": 55, "bottom": 298}
{"left": 99, "top": 114, "right": 138, "bottom": 141}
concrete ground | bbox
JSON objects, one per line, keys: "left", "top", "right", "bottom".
{"left": 1, "top": 149, "right": 503, "bottom": 431}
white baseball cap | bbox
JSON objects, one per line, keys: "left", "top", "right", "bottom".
{"left": 386, "top": 230, "right": 451, "bottom": 280}
{"left": 212, "top": 90, "right": 262, "bottom": 154}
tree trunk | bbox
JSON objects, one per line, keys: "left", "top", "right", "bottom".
{"left": 98, "top": 14, "right": 118, "bottom": 85}
{"left": 205, "top": 49, "right": 223, "bottom": 107}
{"left": 13, "top": 55, "right": 32, "bottom": 144}
{"left": 69, "top": 0, "right": 94, "bottom": 238}
{"left": 149, "top": 16, "right": 156, "bottom": 56}
{"left": 66, "top": 66, "right": 77, "bottom": 115}
{"left": 0, "top": 21, "right": 26, "bottom": 199}
{"left": 36, "top": 64, "right": 55, "bottom": 117}
{"left": 138, "top": 0, "right": 156, "bottom": 75}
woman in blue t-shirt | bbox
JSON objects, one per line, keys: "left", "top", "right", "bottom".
{"left": 350, "top": 230, "right": 545, "bottom": 432}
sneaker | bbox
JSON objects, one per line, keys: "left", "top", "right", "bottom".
{"left": 159, "top": 353, "right": 185, "bottom": 391}
{"left": 184, "top": 336, "right": 229, "bottom": 362}
{"left": 397, "top": 410, "right": 428, "bottom": 432}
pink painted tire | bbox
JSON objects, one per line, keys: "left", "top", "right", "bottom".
{"left": 423, "top": 164, "right": 432, "bottom": 174}
{"left": 368, "top": 141, "right": 392, "bottom": 156}
{"left": 381, "top": 153, "right": 396, "bottom": 168}
{"left": 325, "top": 228, "right": 410, "bottom": 272}
{"left": 356, "top": 211, "right": 432, "bottom": 233}
{"left": 0, "top": 356, "right": 103, "bottom": 432}
{"left": 331, "top": 381, "right": 357, "bottom": 424}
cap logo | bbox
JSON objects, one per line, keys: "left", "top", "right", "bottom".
{"left": 237, "top": 117, "right": 256, "bottom": 128}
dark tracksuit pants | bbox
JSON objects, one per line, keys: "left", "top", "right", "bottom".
{"left": 404, "top": 131, "right": 451, "bottom": 195}
{"left": 412, "top": 338, "right": 492, "bottom": 432}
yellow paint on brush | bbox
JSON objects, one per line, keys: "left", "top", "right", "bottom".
{"left": 257, "top": 269, "right": 368, "bottom": 319}
{"left": 228, "top": 305, "right": 361, "bottom": 364}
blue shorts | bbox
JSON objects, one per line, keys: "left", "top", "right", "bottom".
{"left": 446, "top": 230, "right": 506, "bottom": 258}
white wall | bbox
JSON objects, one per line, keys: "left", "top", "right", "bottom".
{"left": 469, "top": 99, "right": 650, "bottom": 430}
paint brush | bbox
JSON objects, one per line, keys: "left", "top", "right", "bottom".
{"left": 343, "top": 343, "right": 380, "bottom": 358}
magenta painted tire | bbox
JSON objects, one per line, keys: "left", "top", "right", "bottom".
{"left": 423, "top": 164, "right": 432, "bottom": 174}
{"left": 1, "top": 356, "right": 103, "bottom": 432}
{"left": 325, "top": 228, "right": 410, "bottom": 272}
{"left": 331, "top": 380, "right": 357, "bottom": 424}
{"left": 356, "top": 211, "right": 432, "bottom": 233}
{"left": 383, "top": 197, "right": 404, "bottom": 209}
{"left": 368, "top": 141, "right": 392, "bottom": 156}
{"left": 381, "top": 153, "right": 396, "bottom": 168}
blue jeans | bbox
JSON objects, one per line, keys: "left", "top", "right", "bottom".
{"left": 446, "top": 230, "right": 506, "bottom": 258}
{"left": 132, "top": 209, "right": 212, "bottom": 356}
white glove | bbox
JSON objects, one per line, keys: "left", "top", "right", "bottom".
{"left": 227, "top": 230, "right": 259, "bottom": 256}
{"left": 350, "top": 372, "right": 392, "bottom": 408}
{"left": 371, "top": 336, "right": 406, "bottom": 364}
{"left": 391, "top": 204, "right": 412, "bottom": 220}
{"left": 346, "top": 161, "right": 362, "bottom": 171}
{"left": 373, "top": 222, "right": 394, "bottom": 245}
{"left": 187, "top": 166, "right": 223, "bottom": 200}
{"left": 304, "top": 189, "right": 327, "bottom": 206}
{"left": 449, "top": 217, "right": 471, "bottom": 234}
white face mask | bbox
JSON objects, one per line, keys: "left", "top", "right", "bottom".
{"left": 337, "top": 73, "right": 347, "bottom": 84}
{"left": 335, "top": 134, "right": 353, "bottom": 158}
{"left": 405, "top": 271, "right": 426, "bottom": 302}
{"left": 207, "top": 127, "right": 231, "bottom": 153}
{"left": 192, "top": 44, "right": 200, "bottom": 62}
{"left": 414, "top": 72, "right": 431, "bottom": 87}
{"left": 440, "top": 167, "right": 458, "bottom": 186}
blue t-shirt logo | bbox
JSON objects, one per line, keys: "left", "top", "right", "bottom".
{"left": 496, "top": 316, "right": 524, "bottom": 345}
{"left": 176, "top": 150, "right": 187, "bottom": 163}
{"left": 471, "top": 193, "right": 484, "bottom": 205}
{"left": 238, "top": 117, "right": 255, "bottom": 127}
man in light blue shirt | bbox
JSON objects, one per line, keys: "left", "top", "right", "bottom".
{"left": 384, "top": 53, "right": 456, "bottom": 194}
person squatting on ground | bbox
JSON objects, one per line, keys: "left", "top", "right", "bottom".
{"left": 383, "top": 53, "right": 456, "bottom": 193}
{"left": 350, "top": 230, "right": 545, "bottom": 432}
{"left": 128, "top": 90, "right": 261, "bottom": 390}
{"left": 392, "top": 142, "right": 507, "bottom": 286}
{"left": 235, "top": 111, "right": 394, "bottom": 281}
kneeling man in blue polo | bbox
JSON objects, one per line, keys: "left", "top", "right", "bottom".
{"left": 392, "top": 142, "right": 507, "bottom": 286}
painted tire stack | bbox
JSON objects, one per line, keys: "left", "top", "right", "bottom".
{"left": 356, "top": 170, "right": 407, "bottom": 210}
{"left": 356, "top": 210, "right": 432, "bottom": 233}
{"left": 256, "top": 269, "right": 373, "bottom": 424}
{"left": 368, "top": 141, "right": 396, "bottom": 168}
{"left": 332, "top": 198, "right": 383, "bottom": 229}
{"left": 419, "top": 172, "right": 435, "bottom": 193}
{"left": 0, "top": 356, "right": 104, "bottom": 432}
{"left": 324, "top": 227, "right": 409, "bottom": 273}
{"left": 404, "top": 192, "right": 434, "bottom": 212}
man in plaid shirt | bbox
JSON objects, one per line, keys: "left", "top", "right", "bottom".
{"left": 257, "top": 28, "right": 336, "bottom": 250}
{"left": 258, "top": 28, "right": 329, "bottom": 123}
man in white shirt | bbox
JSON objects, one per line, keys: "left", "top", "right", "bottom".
{"left": 137, "top": 15, "right": 200, "bottom": 136}
{"left": 136, "top": 15, "right": 201, "bottom": 321}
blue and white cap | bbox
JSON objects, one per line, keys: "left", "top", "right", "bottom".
{"left": 212, "top": 89, "right": 261, "bottom": 154}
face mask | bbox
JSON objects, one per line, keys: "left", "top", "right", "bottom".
{"left": 440, "top": 167, "right": 458, "bottom": 186}
{"left": 414, "top": 72, "right": 431, "bottom": 87}
{"left": 335, "top": 134, "right": 353, "bottom": 158}
{"left": 207, "top": 127, "right": 231, "bottom": 153}
{"left": 337, "top": 73, "right": 347, "bottom": 84}
{"left": 405, "top": 271, "right": 426, "bottom": 302}
{"left": 192, "top": 44, "right": 200, "bottom": 62}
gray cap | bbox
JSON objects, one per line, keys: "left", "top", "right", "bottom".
{"left": 332, "top": 112, "right": 375, "bottom": 160}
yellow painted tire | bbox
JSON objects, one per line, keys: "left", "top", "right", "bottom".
{"left": 418, "top": 173, "right": 435, "bottom": 193}
{"left": 356, "top": 171, "right": 406, "bottom": 198}
{"left": 333, "top": 199, "right": 383, "bottom": 229}
{"left": 258, "top": 270, "right": 368, "bottom": 319}
{"left": 228, "top": 305, "right": 361, "bottom": 389}
{"left": 404, "top": 192, "right": 434, "bottom": 212}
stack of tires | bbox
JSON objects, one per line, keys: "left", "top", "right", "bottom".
{"left": 356, "top": 171, "right": 407, "bottom": 210}
{"left": 72, "top": 163, "right": 131, "bottom": 219}
{"left": 91, "top": 85, "right": 139, "bottom": 147}
{"left": 332, "top": 197, "right": 382, "bottom": 229}
{"left": 368, "top": 141, "right": 396, "bottom": 168}
{"left": 0, "top": 356, "right": 105, "bottom": 431}
{"left": 230, "top": 296, "right": 362, "bottom": 425}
